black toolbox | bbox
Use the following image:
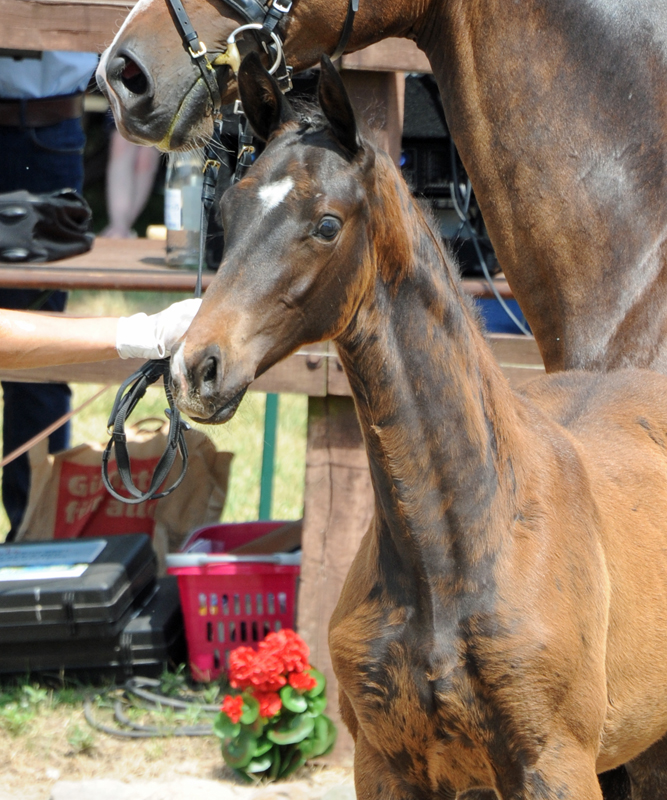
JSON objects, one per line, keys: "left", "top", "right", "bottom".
{"left": 0, "top": 534, "right": 156, "bottom": 643}
{"left": 1, "top": 577, "right": 186, "bottom": 678}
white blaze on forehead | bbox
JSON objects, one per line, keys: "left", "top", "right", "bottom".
{"left": 258, "top": 177, "right": 294, "bottom": 213}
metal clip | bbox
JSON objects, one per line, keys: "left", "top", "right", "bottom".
{"left": 272, "top": 0, "right": 292, "bottom": 12}
{"left": 212, "top": 23, "right": 283, "bottom": 75}
{"left": 233, "top": 99, "right": 244, "bottom": 116}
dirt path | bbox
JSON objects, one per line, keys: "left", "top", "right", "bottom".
{"left": 0, "top": 704, "right": 353, "bottom": 800}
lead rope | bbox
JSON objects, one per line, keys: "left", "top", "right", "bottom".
{"left": 102, "top": 124, "right": 224, "bottom": 504}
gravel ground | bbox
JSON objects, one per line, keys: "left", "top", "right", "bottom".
{"left": 0, "top": 703, "right": 354, "bottom": 800}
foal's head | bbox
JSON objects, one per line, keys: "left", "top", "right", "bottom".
{"left": 172, "top": 53, "right": 411, "bottom": 423}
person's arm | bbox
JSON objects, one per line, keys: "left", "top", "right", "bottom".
{"left": 0, "top": 299, "right": 201, "bottom": 369}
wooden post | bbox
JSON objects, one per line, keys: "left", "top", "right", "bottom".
{"left": 297, "top": 396, "right": 375, "bottom": 764}
{"left": 340, "top": 70, "right": 406, "bottom": 165}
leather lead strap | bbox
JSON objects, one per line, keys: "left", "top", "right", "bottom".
{"left": 102, "top": 361, "right": 189, "bottom": 505}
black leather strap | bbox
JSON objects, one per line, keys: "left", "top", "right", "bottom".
{"left": 165, "top": 0, "right": 222, "bottom": 112}
{"left": 331, "top": 0, "right": 359, "bottom": 61}
{"left": 102, "top": 361, "right": 189, "bottom": 505}
{"left": 220, "top": 0, "right": 267, "bottom": 23}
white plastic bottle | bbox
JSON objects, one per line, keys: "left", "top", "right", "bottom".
{"left": 164, "top": 152, "right": 203, "bottom": 268}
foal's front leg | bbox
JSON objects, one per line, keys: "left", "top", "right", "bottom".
{"left": 496, "top": 747, "right": 602, "bottom": 800}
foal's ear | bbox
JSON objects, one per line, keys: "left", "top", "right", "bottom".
{"left": 238, "top": 52, "right": 297, "bottom": 142}
{"left": 318, "top": 55, "right": 360, "bottom": 156}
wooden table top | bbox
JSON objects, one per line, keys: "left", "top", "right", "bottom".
{"left": 0, "top": 237, "right": 513, "bottom": 297}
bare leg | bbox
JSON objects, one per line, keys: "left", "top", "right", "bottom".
{"left": 625, "top": 735, "right": 667, "bottom": 799}
{"left": 101, "top": 130, "right": 160, "bottom": 238}
{"left": 127, "top": 143, "right": 160, "bottom": 223}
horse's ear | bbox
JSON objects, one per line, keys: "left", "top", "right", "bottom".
{"left": 318, "top": 55, "right": 360, "bottom": 156}
{"left": 238, "top": 52, "right": 297, "bottom": 142}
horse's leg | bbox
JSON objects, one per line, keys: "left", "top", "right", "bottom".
{"left": 625, "top": 734, "right": 667, "bottom": 798}
{"left": 598, "top": 766, "right": 632, "bottom": 800}
{"left": 495, "top": 747, "right": 602, "bottom": 800}
{"left": 354, "top": 729, "right": 434, "bottom": 800}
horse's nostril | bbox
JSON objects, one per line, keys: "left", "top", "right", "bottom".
{"left": 202, "top": 356, "right": 218, "bottom": 386}
{"left": 120, "top": 56, "right": 149, "bottom": 95}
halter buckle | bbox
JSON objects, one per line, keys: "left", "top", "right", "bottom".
{"left": 271, "top": 0, "right": 292, "bottom": 13}
{"left": 188, "top": 40, "right": 208, "bottom": 59}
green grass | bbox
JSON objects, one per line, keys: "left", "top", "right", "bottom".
{"left": 0, "top": 291, "right": 308, "bottom": 541}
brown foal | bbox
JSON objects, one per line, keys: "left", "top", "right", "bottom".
{"left": 170, "top": 54, "right": 667, "bottom": 799}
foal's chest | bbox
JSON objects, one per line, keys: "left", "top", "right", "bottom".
{"left": 330, "top": 595, "right": 519, "bottom": 793}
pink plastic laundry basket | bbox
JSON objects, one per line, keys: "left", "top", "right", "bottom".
{"left": 166, "top": 522, "right": 300, "bottom": 682}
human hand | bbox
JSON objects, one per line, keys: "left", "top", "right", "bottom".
{"left": 116, "top": 298, "right": 202, "bottom": 360}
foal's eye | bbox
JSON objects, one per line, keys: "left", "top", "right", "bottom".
{"left": 315, "top": 216, "right": 342, "bottom": 240}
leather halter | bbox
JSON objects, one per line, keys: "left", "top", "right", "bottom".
{"left": 164, "top": 0, "right": 359, "bottom": 111}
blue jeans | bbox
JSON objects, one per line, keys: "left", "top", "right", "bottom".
{"left": 475, "top": 298, "right": 528, "bottom": 334}
{"left": 0, "top": 113, "right": 84, "bottom": 538}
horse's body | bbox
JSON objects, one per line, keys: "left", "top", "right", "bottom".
{"left": 97, "top": 0, "right": 667, "bottom": 376}
{"left": 171, "top": 55, "right": 667, "bottom": 798}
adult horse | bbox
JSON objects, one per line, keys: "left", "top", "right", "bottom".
{"left": 96, "top": 0, "right": 667, "bottom": 377}
{"left": 171, "top": 53, "right": 667, "bottom": 799}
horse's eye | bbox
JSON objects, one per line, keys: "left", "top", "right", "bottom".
{"left": 315, "top": 216, "right": 342, "bottom": 240}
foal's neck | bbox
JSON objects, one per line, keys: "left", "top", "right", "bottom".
{"left": 335, "top": 157, "right": 520, "bottom": 594}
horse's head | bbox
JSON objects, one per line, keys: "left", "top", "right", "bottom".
{"left": 95, "top": 0, "right": 357, "bottom": 149}
{"left": 171, "top": 53, "right": 375, "bottom": 422}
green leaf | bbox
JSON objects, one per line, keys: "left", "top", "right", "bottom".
{"left": 280, "top": 685, "right": 308, "bottom": 713}
{"left": 320, "top": 715, "right": 337, "bottom": 756}
{"left": 305, "top": 694, "right": 327, "bottom": 717}
{"left": 304, "top": 668, "right": 326, "bottom": 698}
{"left": 266, "top": 713, "right": 315, "bottom": 745}
{"left": 213, "top": 713, "right": 240, "bottom": 741}
{"left": 269, "top": 747, "right": 281, "bottom": 780}
{"left": 309, "top": 714, "right": 337, "bottom": 758}
{"left": 248, "top": 714, "right": 266, "bottom": 736}
{"left": 240, "top": 695, "right": 259, "bottom": 725}
{"left": 279, "top": 746, "right": 307, "bottom": 778}
{"left": 245, "top": 754, "right": 273, "bottom": 774}
{"left": 254, "top": 735, "right": 273, "bottom": 757}
{"left": 298, "top": 734, "right": 317, "bottom": 758}
{"left": 221, "top": 729, "right": 257, "bottom": 769}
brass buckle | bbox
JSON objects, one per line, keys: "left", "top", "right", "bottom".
{"left": 188, "top": 40, "right": 207, "bottom": 59}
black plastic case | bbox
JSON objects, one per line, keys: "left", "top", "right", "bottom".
{"left": 1, "top": 577, "right": 185, "bottom": 678}
{"left": 0, "top": 534, "right": 157, "bottom": 642}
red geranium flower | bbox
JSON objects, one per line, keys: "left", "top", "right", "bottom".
{"left": 253, "top": 690, "right": 282, "bottom": 718}
{"left": 259, "top": 629, "right": 311, "bottom": 674}
{"left": 228, "top": 646, "right": 258, "bottom": 689}
{"left": 221, "top": 694, "right": 244, "bottom": 724}
{"left": 288, "top": 670, "right": 317, "bottom": 692}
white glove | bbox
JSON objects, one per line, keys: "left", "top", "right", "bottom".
{"left": 116, "top": 298, "right": 202, "bottom": 360}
